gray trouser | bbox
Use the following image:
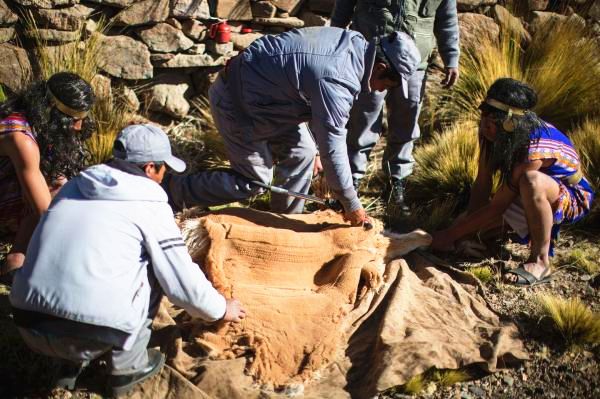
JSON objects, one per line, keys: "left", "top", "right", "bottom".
{"left": 164, "top": 75, "right": 317, "bottom": 214}
{"left": 17, "top": 318, "right": 152, "bottom": 375}
{"left": 347, "top": 69, "right": 427, "bottom": 182}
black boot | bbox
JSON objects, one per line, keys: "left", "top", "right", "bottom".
{"left": 388, "top": 179, "right": 411, "bottom": 216}
{"left": 108, "top": 348, "right": 165, "bottom": 396}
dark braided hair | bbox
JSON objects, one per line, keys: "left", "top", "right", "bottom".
{"left": 0, "top": 72, "right": 96, "bottom": 181}
{"left": 479, "top": 78, "right": 546, "bottom": 188}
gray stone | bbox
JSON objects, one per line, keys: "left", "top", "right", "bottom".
{"left": 230, "top": 31, "right": 262, "bottom": 50}
{"left": 251, "top": 1, "right": 276, "bottom": 18}
{"left": 207, "top": 40, "right": 234, "bottom": 55}
{"left": 468, "top": 385, "right": 486, "bottom": 397}
{"left": 529, "top": 11, "right": 567, "bottom": 34}
{"left": 29, "top": 4, "right": 95, "bottom": 31}
{"left": 181, "top": 19, "right": 207, "bottom": 41}
{"left": 457, "top": 0, "right": 497, "bottom": 12}
{"left": 83, "top": 0, "right": 135, "bottom": 7}
{"left": 166, "top": 17, "right": 182, "bottom": 30}
{"left": 528, "top": 0, "right": 549, "bottom": 11}
{"left": 111, "top": 0, "right": 169, "bottom": 26}
{"left": 253, "top": 16, "right": 304, "bottom": 28}
{"left": 270, "top": 0, "right": 303, "bottom": 14}
{"left": 12, "top": 0, "right": 78, "bottom": 8}
{"left": 90, "top": 74, "right": 112, "bottom": 99}
{"left": 151, "top": 53, "right": 226, "bottom": 68}
{"left": 171, "top": 0, "right": 210, "bottom": 19}
{"left": 589, "top": 1, "right": 600, "bottom": 21}
{"left": 458, "top": 13, "right": 499, "bottom": 49}
{"left": 299, "top": 10, "right": 329, "bottom": 27}
{"left": 98, "top": 34, "right": 153, "bottom": 79}
{"left": 502, "top": 375, "right": 514, "bottom": 386}
{"left": 0, "top": 0, "right": 18, "bottom": 27}
{"left": 0, "top": 26, "right": 14, "bottom": 42}
{"left": 186, "top": 43, "right": 206, "bottom": 54}
{"left": 138, "top": 23, "right": 194, "bottom": 53}
{"left": 24, "top": 28, "right": 80, "bottom": 42}
{"left": 492, "top": 5, "right": 530, "bottom": 42}
{"left": 0, "top": 43, "right": 31, "bottom": 93}
{"left": 308, "top": 0, "right": 334, "bottom": 14}
{"left": 215, "top": 0, "right": 252, "bottom": 21}
{"left": 122, "top": 86, "right": 140, "bottom": 112}
{"left": 147, "top": 73, "right": 192, "bottom": 118}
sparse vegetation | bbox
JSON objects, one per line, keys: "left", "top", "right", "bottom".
{"left": 467, "top": 266, "right": 495, "bottom": 284}
{"left": 401, "top": 373, "right": 425, "bottom": 395}
{"left": 562, "top": 248, "right": 599, "bottom": 274}
{"left": 0, "top": 85, "right": 5, "bottom": 102}
{"left": 431, "top": 369, "right": 471, "bottom": 387}
{"left": 536, "top": 294, "right": 600, "bottom": 346}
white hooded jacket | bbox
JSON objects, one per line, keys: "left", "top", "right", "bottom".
{"left": 10, "top": 163, "right": 226, "bottom": 350}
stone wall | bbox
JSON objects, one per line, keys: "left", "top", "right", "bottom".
{"left": 0, "top": 0, "right": 598, "bottom": 121}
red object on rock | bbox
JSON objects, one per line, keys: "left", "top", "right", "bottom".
{"left": 241, "top": 26, "right": 253, "bottom": 34}
{"left": 210, "top": 21, "right": 231, "bottom": 44}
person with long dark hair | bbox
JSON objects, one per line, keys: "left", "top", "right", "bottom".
{"left": 431, "top": 78, "right": 595, "bottom": 286}
{"left": 0, "top": 72, "right": 95, "bottom": 281}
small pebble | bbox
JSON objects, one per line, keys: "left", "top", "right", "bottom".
{"left": 503, "top": 376, "right": 514, "bottom": 386}
{"left": 468, "top": 386, "right": 485, "bottom": 397}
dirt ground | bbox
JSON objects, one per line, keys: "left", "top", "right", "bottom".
{"left": 1, "top": 224, "right": 598, "bottom": 398}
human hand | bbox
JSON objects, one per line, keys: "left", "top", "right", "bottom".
{"left": 49, "top": 175, "right": 68, "bottom": 198}
{"left": 313, "top": 154, "right": 323, "bottom": 177}
{"left": 344, "top": 207, "right": 371, "bottom": 228}
{"left": 430, "top": 231, "right": 456, "bottom": 252}
{"left": 223, "top": 298, "right": 246, "bottom": 323}
{"left": 442, "top": 67, "right": 459, "bottom": 88}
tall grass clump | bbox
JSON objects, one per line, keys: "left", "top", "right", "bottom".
{"left": 0, "top": 85, "right": 5, "bottom": 102}
{"left": 435, "top": 18, "right": 600, "bottom": 130}
{"left": 25, "top": 15, "right": 134, "bottom": 164}
{"left": 537, "top": 294, "right": 600, "bottom": 346}
{"left": 167, "top": 97, "right": 229, "bottom": 173}
{"left": 405, "top": 120, "right": 498, "bottom": 229}
{"left": 562, "top": 248, "right": 599, "bottom": 275}
{"left": 570, "top": 118, "right": 600, "bottom": 223}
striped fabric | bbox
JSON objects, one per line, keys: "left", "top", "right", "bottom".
{"left": 528, "top": 124, "right": 595, "bottom": 225}
{"left": 0, "top": 113, "right": 36, "bottom": 232}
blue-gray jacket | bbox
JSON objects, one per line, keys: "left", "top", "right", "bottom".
{"left": 228, "top": 27, "right": 377, "bottom": 212}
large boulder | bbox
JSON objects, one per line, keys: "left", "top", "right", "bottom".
{"left": 214, "top": 0, "right": 252, "bottom": 21}
{"left": 458, "top": 13, "right": 499, "bottom": 50}
{"left": 138, "top": 23, "right": 194, "bottom": 53}
{"left": 0, "top": 0, "right": 18, "bottom": 26}
{"left": 230, "top": 31, "right": 263, "bottom": 50}
{"left": 253, "top": 16, "right": 304, "bottom": 28}
{"left": 299, "top": 10, "right": 330, "bottom": 27}
{"left": 0, "top": 26, "right": 14, "bottom": 42}
{"left": 0, "top": 43, "right": 31, "bottom": 93}
{"left": 492, "top": 5, "right": 531, "bottom": 42}
{"left": 529, "top": 11, "right": 567, "bottom": 34}
{"left": 146, "top": 72, "right": 193, "bottom": 118}
{"left": 181, "top": 19, "right": 208, "bottom": 41}
{"left": 11, "top": 0, "right": 78, "bottom": 8}
{"left": 251, "top": 1, "right": 276, "bottom": 18}
{"left": 29, "top": 4, "right": 95, "bottom": 31}
{"left": 457, "top": 0, "right": 497, "bottom": 12}
{"left": 171, "top": 0, "right": 210, "bottom": 19}
{"left": 23, "top": 28, "right": 80, "bottom": 42}
{"left": 98, "top": 35, "right": 153, "bottom": 79}
{"left": 111, "top": 0, "right": 170, "bottom": 26}
{"left": 150, "top": 53, "right": 226, "bottom": 68}
{"left": 528, "top": 0, "right": 549, "bottom": 11}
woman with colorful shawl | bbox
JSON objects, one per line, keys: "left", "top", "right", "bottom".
{"left": 0, "top": 72, "right": 95, "bottom": 282}
{"left": 431, "top": 78, "right": 594, "bottom": 286}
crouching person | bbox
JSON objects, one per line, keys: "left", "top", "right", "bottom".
{"left": 9, "top": 124, "right": 246, "bottom": 395}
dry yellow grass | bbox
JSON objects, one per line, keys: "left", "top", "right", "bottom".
{"left": 563, "top": 248, "right": 599, "bottom": 274}
{"left": 0, "top": 85, "right": 5, "bottom": 102}
{"left": 537, "top": 294, "right": 600, "bottom": 346}
{"left": 431, "top": 369, "right": 470, "bottom": 387}
{"left": 435, "top": 18, "right": 600, "bottom": 130}
{"left": 402, "top": 374, "right": 425, "bottom": 395}
{"left": 467, "top": 266, "right": 495, "bottom": 284}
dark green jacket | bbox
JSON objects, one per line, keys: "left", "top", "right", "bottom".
{"left": 331, "top": 0, "right": 459, "bottom": 70}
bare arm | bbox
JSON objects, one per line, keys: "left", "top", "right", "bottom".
{"left": 3, "top": 133, "right": 51, "bottom": 217}
{"left": 466, "top": 142, "right": 494, "bottom": 213}
{"left": 432, "top": 160, "right": 544, "bottom": 249}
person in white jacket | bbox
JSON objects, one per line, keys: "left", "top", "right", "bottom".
{"left": 9, "top": 124, "right": 246, "bottom": 395}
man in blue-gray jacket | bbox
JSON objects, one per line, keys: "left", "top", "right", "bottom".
{"left": 331, "top": 0, "right": 460, "bottom": 214}
{"left": 10, "top": 124, "right": 245, "bottom": 395}
{"left": 163, "top": 26, "right": 420, "bottom": 227}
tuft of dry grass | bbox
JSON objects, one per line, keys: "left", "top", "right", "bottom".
{"left": 536, "top": 294, "right": 600, "bottom": 346}
{"left": 0, "top": 85, "right": 5, "bottom": 102}
{"left": 570, "top": 118, "right": 600, "bottom": 223}
{"left": 434, "top": 18, "right": 600, "bottom": 130}
{"left": 167, "top": 97, "right": 229, "bottom": 173}
{"left": 467, "top": 266, "right": 495, "bottom": 284}
{"left": 402, "top": 373, "right": 425, "bottom": 395}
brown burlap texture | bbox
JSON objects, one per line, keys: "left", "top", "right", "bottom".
{"left": 132, "top": 208, "right": 527, "bottom": 399}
